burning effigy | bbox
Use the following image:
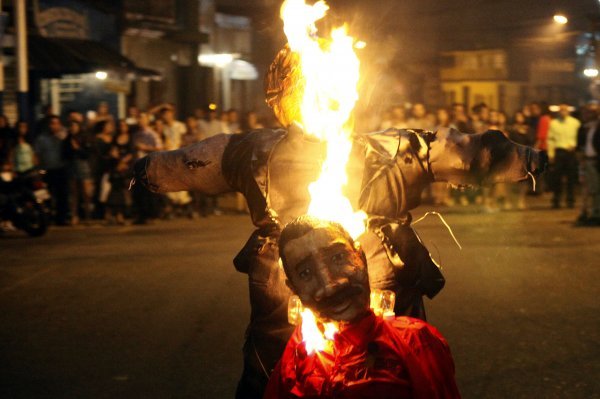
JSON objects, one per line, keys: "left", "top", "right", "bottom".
{"left": 132, "top": 0, "right": 546, "bottom": 396}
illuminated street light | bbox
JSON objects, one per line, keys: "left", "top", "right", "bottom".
{"left": 553, "top": 14, "right": 568, "bottom": 25}
{"left": 95, "top": 71, "right": 108, "bottom": 80}
{"left": 584, "top": 68, "right": 599, "bottom": 78}
{"left": 198, "top": 53, "right": 239, "bottom": 68}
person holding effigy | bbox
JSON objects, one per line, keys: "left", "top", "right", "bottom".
{"left": 132, "top": 17, "right": 545, "bottom": 399}
{"left": 263, "top": 215, "right": 461, "bottom": 398}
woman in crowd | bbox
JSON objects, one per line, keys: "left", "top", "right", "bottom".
{"left": 132, "top": 113, "right": 163, "bottom": 224}
{"left": 11, "top": 121, "right": 35, "bottom": 174}
{"left": 507, "top": 111, "right": 535, "bottom": 209}
{"left": 64, "top": 121, "right": 94, "bottom": 224}
{"left": 92, "top": 120, "right": 116, "bottom": 219}
{"left": 241, "top": 111, "right": 265, "bottom": 131}
{"left": 106, "top": 120, "right": 134, "bottom": 224}
{"left": 431, "top": 107, "right": 455, "bottom": 206}
{"left": 182, "top": 116, "right": 201, "bottom": 147}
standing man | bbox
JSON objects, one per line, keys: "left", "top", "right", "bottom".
{"left": 548, "top": 104, "right": 580, "bottom": 209}
{"left": 576, "top": 105, "right": 600, "bottom": 225}
{"left": 34, "top": 115, "right": 70, "bottom": 225}
{"left": 132, "top": 113, "right": 163, "bottom": 225}
{"left": 406, "top": 103, "right": 433, "bottom": 130}
{"left": 161, "top": 106, "right": 187, "bottom": 151}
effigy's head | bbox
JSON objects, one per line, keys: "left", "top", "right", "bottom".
{"left": 264, "top": 45, "right": 304, "bottom": 127}
{"left": 279, "top": 215, "right": 370, "bottom": 322}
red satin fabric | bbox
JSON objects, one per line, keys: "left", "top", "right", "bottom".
{"left": 264, "top": 311, "right": 460, "bottom": 399}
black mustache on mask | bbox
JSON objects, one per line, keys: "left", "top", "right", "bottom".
{"left": 318, "top": 285, "right": 363, "bottom": 310}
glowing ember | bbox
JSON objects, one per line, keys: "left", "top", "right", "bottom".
{"left": 280, "top": 0, "right": 366, "bottom": 239}
{"left": 301, "top": 308, "right": 326, "bottom": 354}
{"left": 300, "top": 308, "right": 337, "bottom": 355}
{"left": 323, "top": 322, "right": 338, "bottom": 341}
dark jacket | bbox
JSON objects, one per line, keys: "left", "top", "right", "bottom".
{"left": 578, "top": 122, "right": 600, "bottom": 152}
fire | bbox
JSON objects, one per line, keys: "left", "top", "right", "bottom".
{"left": 280, "top": 0, "right": 366, "bottom": 239}
{"left": 300, "top": 308, "right": 337, "bottom": 355}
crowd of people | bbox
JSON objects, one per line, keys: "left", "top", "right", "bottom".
{"left": 1, "top": 98, "right": 598, "bottom": 229}
{"left": 0, "top": 102, "right": 266, "bottom": 227}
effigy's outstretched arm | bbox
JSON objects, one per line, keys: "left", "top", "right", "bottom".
{"left": 133, "top": 133, "right": 234, "bottom": 194}
{"left": 427, "top": 128, "right": 547, "bottom": 186}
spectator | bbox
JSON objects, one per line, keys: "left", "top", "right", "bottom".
{"left": 11, "top": 121, "right": 35, "bottom": 173}
{"left": 435, "top": 107, "right": 457, "bottom": 130}
{"left": 195, "top": 108, "right": 225, "bottom": 216}
{"left": 407, "top": 103, "right": 433, "bottom": 130}
{"left": 135, "top": 113, "right": 163, "bottom": 158}
{"left": 132, "top": 112, "right": 163, "bottom": 224}
{"left": 507, "top": 111, "right": 535, "bottom": 210}
{"left": 182, "top": 116, "right": 201, "bottom": 146}
{"left": 34, "top": 115, "right": 70, "bottom": 225}
{"left": 431, "top": 107, "right": 455, "bottom": 206}
{"left": 88, "top": 101, "right": 115, "bottom": 132}
{"left": 548, "top": 104, "right": 580, "bottom": 209}
{"left": 153, "top": 118, "right": 166, "bottom": 143}
{"left": 451, "top": 102, "right": 472, "bottom": 133}
{"left": 194, "top": 107, "right": 206, "bottom": 123}
{"left": 66, "top": 109, "right": 85, "bottom": 125}
{"left": 470, "top": 103, "right": 490, "bottom": 133}
{"left": 0, "top": 115, "right": 15, "bottom": 142}
{"left": 535, "top": 102, "right": 551, "bottom": 151}
{"left": 482, "top": 109, "right": 510, "bottom": 211}
{"left": 92, "top": 120, "right": 116, "bottom": 219}
{"left": 160, "top": 106, "right": 192, "bottom": 217}
{"left": 533, "top": 102, "right": 552, "bottom": 194}
{"left": 241, "top": 111, "right": 265, "bottom": 131}
{"left": 106, "top": 120, "right": 134, "bottom": 224}
{"left": 125, "top": 105, "right": 140, "bottom": 133}
{"left": 576, "top": 105, "right": 600, "bottom": 225}
{"left": 380, "top": 105, "right": 408, "bottom": 130}
{"left": 227, "top": 109, "right": 242, "bottom": 133}
{"left": 64, "top": 121, "right": 94, "bottom": 224}
{"left": 220, "top": 111, "right": 232, "bottom": 133}
{"left": 161, "top": 106, "right": 187, "bottom": 151}
{"left": 33, "top": 104, "right": 54, "bottom": 140}
{"left": 0, "top": 117, "right": 14, "bottom": 171}
{"left": 508, "top": 111, "right": 535, "bottom": 146}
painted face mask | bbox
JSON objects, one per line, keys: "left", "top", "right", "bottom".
{"left": 282, "top": 226, "right": 370, "bottom": 322}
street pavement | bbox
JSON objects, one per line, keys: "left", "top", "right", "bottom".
{"left": 1, "top": 196, "right": 599, "bottom": 398}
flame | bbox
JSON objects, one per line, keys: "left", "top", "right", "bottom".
{"left": 300, "top": 308, "right": 337, "bottom": 355}
{"left": 280, "top": 0, "right": 366, "bottom": 239}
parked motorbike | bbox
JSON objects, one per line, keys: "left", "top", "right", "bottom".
{"left": 0, "top": 169, "right": 50, "bottom": 237}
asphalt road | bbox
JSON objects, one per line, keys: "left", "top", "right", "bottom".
{"left": 1, "top": 197, "right": 599, "bottom": 398}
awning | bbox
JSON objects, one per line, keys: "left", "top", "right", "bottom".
{"left": 229, "top": 59, "right": 258, "bottom": 80}
{"left": 27, "top": 36, "right": 161, "bottom": 79}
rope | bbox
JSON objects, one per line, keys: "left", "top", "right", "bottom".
{"left": 412, "top": 211, "right": 463, "bottom": 250}
{"left": 252, "top": 339, "right": 270, "bottom": 379}
{"left": 527, "top": 171, "right": 537, "bottom": 192}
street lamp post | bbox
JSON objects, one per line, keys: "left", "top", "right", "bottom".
{"left": 15, "top": 0, "right": 28, "bottom": 121}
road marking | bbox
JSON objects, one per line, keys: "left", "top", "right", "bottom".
{"left": 0, "top": 266, "right": 55, "bottom": 295}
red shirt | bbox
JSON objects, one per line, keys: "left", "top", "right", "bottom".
{"left": 536, "top": 115, "right": 551, "bottom": 150}
{"left": 264, "top": 311, "right": 461, "bottom": 399}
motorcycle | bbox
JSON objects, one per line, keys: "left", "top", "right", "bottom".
{"left": 0, "top": 169, "right": 50, "bottom": 237}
